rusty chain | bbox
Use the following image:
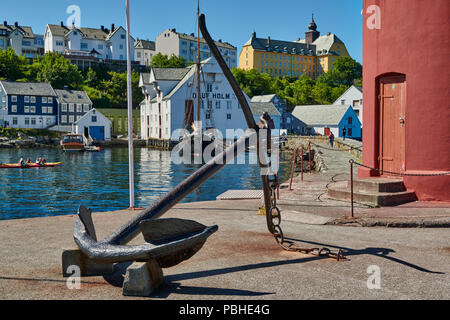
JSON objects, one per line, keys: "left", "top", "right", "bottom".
{"left": 266, "top": 169, "right": 346, "bottom": 261}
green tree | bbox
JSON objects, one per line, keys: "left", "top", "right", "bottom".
{"left": 31, "top": 52, "right": 83, "bottom": 89}
{"left": 333, "top": 56, "right": 362, "bottom": 86}
{"left": 0, "top": 48, "right": 29, "bottom": 81}
{"left": 150, "top": 53, "right": 188, "bottom": 68}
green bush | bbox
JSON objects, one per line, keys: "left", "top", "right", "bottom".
{"left": 0, "top": 128, "right": 59, "bottom": 139}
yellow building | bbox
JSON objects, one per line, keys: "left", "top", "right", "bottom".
{"left": 239, "top": 16, "right": 350, "bottom": 79}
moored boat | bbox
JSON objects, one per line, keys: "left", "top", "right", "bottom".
{"left": 61, "top": 134, "right": 85, "bottom": 152}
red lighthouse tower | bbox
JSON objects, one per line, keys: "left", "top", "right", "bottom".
{"left": 361, "top": 0, "right": 450, "bottom": 201}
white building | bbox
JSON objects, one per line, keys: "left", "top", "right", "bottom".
{"left": 74, "top": 108, "right": 112, "bottom": 141}
{"left": 44, "top": 22, "right": 134, "bottom": 66}
{"left": 292, "top": 105, "right": 349, "bottom": 137}
{"left": 0, "top": 21, "right": 44, "bottom": 59}
{"left": 155, "top": 28, "right": 237, "bottom": 70}
{"left": 333, "top": 85, "right": 363, "bottom": 123}
{"left": 135, "top": 39, "right": 156, "bottom": 67}
{"left": 139, "top": 57, "right": 248, "bottom": 142}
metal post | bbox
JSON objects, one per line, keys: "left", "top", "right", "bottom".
{"left": 125, "top": 0, "right": 135, "bottom": 209}
{"left": 350, "top": 159, "right": 354, "bottom": 218}
{"left": 308, "top": 141, "right": 311, "bottom": 174}
{"left": 289, "top": 148, "right": 298, "bottom": 191}
{"left": 275, "top": 153, "right": 279, "bottom": 199}
{"left": 301, "top": 145, "right": 304, "bottom": 181}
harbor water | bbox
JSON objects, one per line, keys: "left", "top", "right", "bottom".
{"left": 0, "top": 147, "right": 291, "bottom": 220}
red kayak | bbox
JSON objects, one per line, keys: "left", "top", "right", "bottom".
{"left": 0, "top": 162, "right": 62, "bottom": 169}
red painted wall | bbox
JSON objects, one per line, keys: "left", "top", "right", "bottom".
{"left": 361, "top": 0, "right": 450, "bottom": 201}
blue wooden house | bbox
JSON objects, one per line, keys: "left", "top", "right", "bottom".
{"left": 338, "top": 106, "right": 362, "bottom": 140}
{"left": 0, "top": 81, "right": 58, "bottom": 128}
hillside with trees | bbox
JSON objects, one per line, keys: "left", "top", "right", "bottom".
{"left": 232, "top": 56, "right": 362, "bottom": 111}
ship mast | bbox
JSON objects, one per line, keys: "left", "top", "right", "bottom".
{"left": 196, "top": 0, "right": 200, "bottom": 125}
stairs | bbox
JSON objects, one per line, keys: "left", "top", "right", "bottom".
{"left": 327, "top": 178, "right": 418, "bottom": 207}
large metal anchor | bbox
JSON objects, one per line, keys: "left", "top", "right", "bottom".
{"left": 62, "top": 14, "right": 275, "bottom": 296}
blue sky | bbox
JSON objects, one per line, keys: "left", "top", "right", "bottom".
{"left": 2, "top": 0, "right": 363, "bottom": 63}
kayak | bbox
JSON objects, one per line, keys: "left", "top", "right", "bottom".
{"left": 0, "top": 162, "right": 62, "bottom": 169}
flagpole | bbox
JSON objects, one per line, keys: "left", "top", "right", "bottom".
{"left": 125, "top": 0, "right": 135, "bottom": 209}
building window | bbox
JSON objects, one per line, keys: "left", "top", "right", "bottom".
{"left": 31, "top": 118, "right": 36, "bottom": 125}
{"left": 69, "top": 104, "right": 74, "bottom": 112}
{"left": 11, "top": 96, "right": 17, "bottom": 102}
{"left": 206, "top": 84, "right": 213, "bottom": 93}
{"left": 77, "top": 104, "right": 82, "bottom": 112}
{"left": 46, "top": 118, "right": 52, "bottom": 125}
{"left": 24, "top": 96, "right": 30, "bottom": 103}
{"left": 227, "top": 101, "right": 232, "bottom": 110}
{"left": 30, "top": 106, "right": 36, "bottom": 113}
{"left": 56, "top": 41, "right": 64, "bottom": 46}
{"left": 48, "top": 107, "right": 53, "bottom": 114}
{"left": 12, "top": 117, "right": 18, "bottom": 125}
{"left": 227, "top": 113, "right": 231, "bottom": 120}
{"left": 48, "top": 97, "right": 53, "bottom": 104}
{"left": 92, "top": 116, "right": 97, "bottom": 122}
{"left": 69, "top": 115, "right": 74, "bottom": 123}
{"left": 24, "top": 106, "right": 30, "bottom": 113}
{"left": 42, "top": 106, "right": 47, "bottom": 114}
{"left": 25, "top": 117, "right": 30, "bottom": 125}
{"left": 30, "top": 96, "right": 36, "bottom": 103}
{"left": 348, "top": 128, "right": 353, "bottom": 136}
{"left": 98, "top": 44, "right": 104, "bottom": 50}
{"left": 77, "top": 115, "right": 82, "bottom": 121}
{"left": 61, "top": 115, "right": 67, "bottom": 123}
{"left": 11, "top": 105, "right": 17, "bottom": 113}
{"left": 341, "top": 100, "right": 345, "bottom": 105}
{"left": 84, "top": 104, "right": 89, "bottom": 112}
{"left": 215, "top": 101, "right": 221, "bottom": 109}
{"left": 348, "top": 117, "right": 353, "bottom": 125}
{"left": 81, "top": 43, "right": 88, "bottom": 49}
{"left": 62, "top": 103, "right": 67, "bottom": 112}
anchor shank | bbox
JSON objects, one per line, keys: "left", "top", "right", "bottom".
{"left": 102, "top": 130, "right": 256, "bottom": 245}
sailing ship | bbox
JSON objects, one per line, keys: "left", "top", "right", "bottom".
{"left": 177, "top": 1, "right": 222, "bottom": 158}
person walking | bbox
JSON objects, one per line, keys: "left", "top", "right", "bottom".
{"left": 329, "top": 132, "right": 335, "bottom": 148}
{"left": 342, "top": 127, "right": 347, "bottom": 141}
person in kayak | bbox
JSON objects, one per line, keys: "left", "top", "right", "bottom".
{"left": 26, "top": 158, "right": 31, "bottom": 164}
{"left": 41, "top": 158, "right": 47, "bottom": 165}
{"left": 35, "top": 157, "right": 41, "bottom": 164}
{"left": 18, "top": 158, "right": 25, "bottom": 167}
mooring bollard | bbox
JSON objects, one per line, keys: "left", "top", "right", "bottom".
{"left": 349, "top": 159, "right": 354, "bottom": 218}
{"left": 289, "top": 148, "right": 298, "bottom": 191}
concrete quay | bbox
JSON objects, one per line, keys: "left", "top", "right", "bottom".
{"left": 0, "top": 199, "right": 449, "bottom": 300}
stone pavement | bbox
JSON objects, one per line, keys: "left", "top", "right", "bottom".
{"left": 0, "top": 200, "right": 449, "bottom": 300}
{"left": 278, "top": 140, "right": 450, "bottom": 227}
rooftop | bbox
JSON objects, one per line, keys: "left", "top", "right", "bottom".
{"left": 54, "top": 89, "right": 92, "bottom": 105}
{"left": 0, "top": 81, "right": 56, "bottom": 97}
{"left": 249, "top": 102, "right": 281, "bottom": 116}
{"left": 292, "top": 105, "right": 350, "bottom": 126}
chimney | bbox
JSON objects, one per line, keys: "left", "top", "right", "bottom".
{"left": 267, "top": 36, "right": 271, "bottom": 46}
{"left": 14, "top": 22, "right": 18, "bottom": 27}
{"left": 60, "top": 21, "right": 64, "bottom": 27}
{"left": 3, "top": 21, "right": 7, "bottom": 27}
{"left": 111, "top": 24, "right": 115, "bottom": 32}
{"left": 252, "top": 31, "right": 256, "bottom": 38}
{"left": 101, "top": 25, "right": 105, "bottom": 32}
